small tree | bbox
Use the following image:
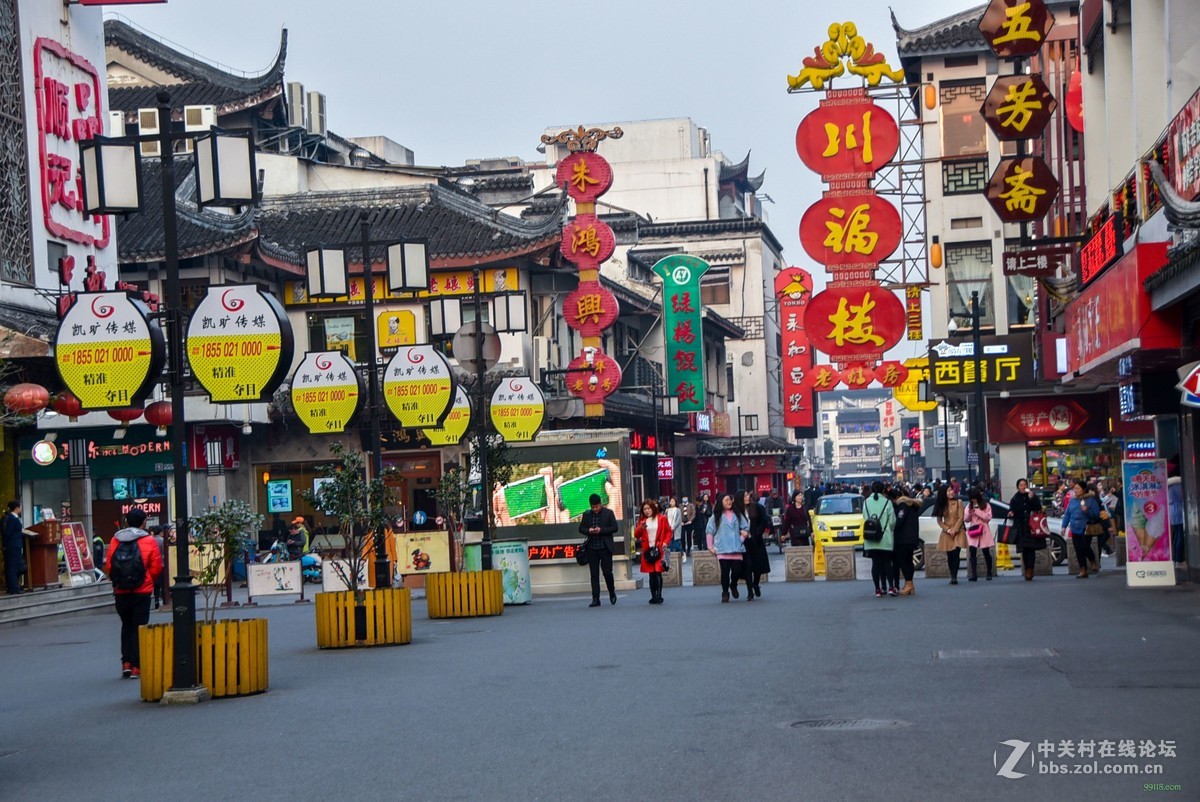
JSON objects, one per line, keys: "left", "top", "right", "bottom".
{"left": 301, "top": 443, "right": 396, "bottom": 602}
{"left": 190, "top": 499, "right": 261, "bottom": 624}
{"left": 472, "top": 433, "right": 514, "bottom": 532}
{"left": 432, "top": 462, "right": 469, "bottom": 537}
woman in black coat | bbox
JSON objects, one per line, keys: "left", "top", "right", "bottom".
{"left": 888, "top": 487, "right": 922, "bottom": 596}
{"left": 1009, "top": 478, "right": 1044, "bottom": 582}
{"left": 741, "top": 491, "right": 771, "bottom": 600}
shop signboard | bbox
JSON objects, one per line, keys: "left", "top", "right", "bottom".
{"left": 283, "top": 269, "right": 519, "bottom": 306}
{"left": 247, "top": 563, "right": 301, "bottom": 597}
{"left": 61, "top": 521, "right": 96, "bottom": 586}
{"left": 489, "top": 377, "right": 545, "bottom": 443}
{"left": 978, "top": 0, "right": 1055, "bottom": 59}
{"left": 382, "top": 344, "right": 455, "bottom": 428}
{"left": 1168, "top": 84, "right": 1200, "bottom": 201}
{"left": 904, "top": 285, "right": 922, "bottom": 341}
{"left": 376, "top": 309, "right": 418, "bottom": 354}
{"left": 981, "top": 74, "right": 1057, "bottom": 141}
{"left": 805, "top": 285, "right": 906, "bottom": 362}
{"left": 564, "top": 281, "right": 620, "bottom": 338}
{"left": 652, "top": 254, "right": 709, "bottom": 412}
{"left": 186, "top": 285, "right": 294, "bottom": 403}
{"left": 423, "top": 387, "right": 471, "bottom": 446}
{"left": 893, "top": 357, "right": 939, "bottom": 412}
{"left": 985, "top": 156, "right": 1061, "bottom": 223}
{"left": 55, "top": 292, "right": 165, "bottom": 410}
{"left": 397, "top": 531, "right": 451, "bottom": 574}
{"left": 929, "top": 333, "right": 1036, "bottom": 392}
{"left": 799, "top": 193, "right": 902, "bottom": 268}
{"left": 290, "top": 351, "right": 363, "bottom": 435}
{"left": 1121, "top": 459, "right": 1176, "bottom": 587}
{"left": 1003, "top": 245, "right": 1073, "bottom": 277}
{"left": 1124, "top": 440, "right": 1156, "bottom": 459}
{"left": 1079, "top": 213, "right": 1124, "bottom": 287}
{"left": 561, "top": 215, "right": 616, "bottom": 269}
{"left": 1004, "top": 399, "right": 1088, "bottom": 439}
{"left": 657, "top": 456, "right": 674, "bottom": 480}
{"left": 775, "top": 266, "right": 815, "bottom": 428}
{"left": 794, "top": 100, "right": 900, "bottom": 178}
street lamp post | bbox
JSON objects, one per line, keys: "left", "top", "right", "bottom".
{"left": 970, "top": 291, "right": 986, "bottom": 487}
{"left": 471, "top": 266, "right": 491, "bottom": 570}
{"left": 737, "top": 413, "right": 759, "bottom": 495}
{"left": 305, "top": 213, "right": 430, "bottom": 589}
{"left": 79, "top": 91, "right": 257, "bottom": 701}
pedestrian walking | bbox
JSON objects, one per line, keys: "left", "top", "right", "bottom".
{"left": 579, "top": 493, "right": 618, "bottom": 607}
{"left": 1064, "top": 479, "right": 1102, "bottom": 579}
{"left": 104, "top": 508, "right": 163, "bottom": 679}
{"left": 149, "top": 526, "right": 165, "bottom": 609}
{"left": 3, "top": 500, "right": 28, "bottom": 594}
{"left": 889, "top": 486, "right": 921, "bottom": 596}
{"left": 635, "top": 499, "right": 671, "bottom": 605}
{"left": 665, "top": 497, "right": 683, "bottom": 556}
{"left": 1098, "top": 481, "right": 1119, "bottom": 557}
{"left": 1008, "top": 478, "right": 1044, "bottom": 581}
{"left": 934, "top": 485, "right": 967, "bottom": 585}
{"left": 705, "top": 493, "right": 748, "bottom": 603}
{"left": 1168, "top": 475, "right": 1186, "bottom": 569}
{"left": 742, "top": 492, "right": 770, "bottom": 599}
{"left": 693, "top": 493, "right": 713, "bottom": 551}
{"left": 965, "top": 488, "right": 995, "bottom": 581}
{"left": 862, "top": 481, "right": 896, "bottom": 597}
{"left": 782, "top": 491, "right": 812, "bottom": 546}
{"left": 680, "top": 497, "right": 695, "bottom": 559}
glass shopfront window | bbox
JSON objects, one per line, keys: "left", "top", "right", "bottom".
{"left": 1027, "top": 440, "right": 1124, "bottom": 495}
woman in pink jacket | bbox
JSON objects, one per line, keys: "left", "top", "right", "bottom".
{"left": 634, "top": 499, "right": 672, "bottom": 605}
{"left": 965, "top": 488, "right": 995, "bottom": 581}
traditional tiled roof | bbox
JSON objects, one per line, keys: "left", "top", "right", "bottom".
{"left": 696, "top": 435, "right": 801, "bottom": 456}
{"left": 0, "top": 302, "right": 57, "bottom": 346}
{"left": 105, "top": 20, "right": 287, "bottom": 117}
{"left": 637, "top": 217, "right": 785, "bottom": 256}
{"left": 115, "top": 155, "right": 257, "bottom": 263}
{"left": 254, "top": 185, "right": 567, "bottom": 270}
{"left": 891, "top": 5, "right": 988, "bottom": 57}
{"left": 718, "top": 151, "right": 766, "bottom": 192}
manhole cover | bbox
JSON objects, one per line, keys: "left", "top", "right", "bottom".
{"left": 790, "top": 719, "right": 909, "bottom": 731}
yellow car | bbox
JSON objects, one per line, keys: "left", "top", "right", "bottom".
{"left": 812, "top": 493, "right": 865, "bottom": 548}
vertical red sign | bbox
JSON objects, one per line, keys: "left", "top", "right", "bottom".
{"left": 775, "top": 267, "right": 815, "bottom": 428}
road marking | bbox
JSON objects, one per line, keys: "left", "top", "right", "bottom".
{"left": 935, "top": 648, "right": 1058, "bottom": 659}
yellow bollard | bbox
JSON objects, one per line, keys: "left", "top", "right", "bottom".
{"left": 814, "top": 538, "right": 826, "bottom": 577}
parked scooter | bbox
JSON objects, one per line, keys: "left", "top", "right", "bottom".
{"left": 261, "top": 539, "right": 322, "bottom": 584}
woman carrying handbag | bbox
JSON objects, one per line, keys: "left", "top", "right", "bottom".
{"left": 1008, "top": 478, "right": 1045, "bottom": 581}
{"left": 635, "top": 499, "right": 672, "bottom": 605}
{"left": 965, "top": 488, "right": 995, "bottom": 581}
{"left": 782, "top": 491, "right": 812, "bottom": 546}
{"left": 934, "top": 485, "right": 967, "bottom": 585}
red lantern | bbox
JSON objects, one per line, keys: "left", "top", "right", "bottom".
{"left": 107, "top": 406, "right": 143, "bottom": 425}
{"left": 144, "top": 400, "right": 172, "bottom": 427}
{"left": 3, "top": 383, "right": 50, "bottom": 416}
{"left": 53, "top": 391, "right": 86, "bottom": 421}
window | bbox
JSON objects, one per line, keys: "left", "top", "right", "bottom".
{"left": 1007, "top": 272, "right": 1035, "bottom": 327}
{"left": 950, "top": 217, "right": 983, "bottom": 230}
{"left": 701, "top": 266, "right": 732, "bottom": 306}
{"left": 945, "top": 242, "right": 996, "bottom": 328}
{"left": 307, "top": 312, "right": 368, "bottom": 363}
{"left": 944, "top": 55, "right": 979, "bottom": 69}
{"left": 726, "top": 364, "right": 735, "bottom": 403}
{"left": 939, "top": 80, "right": 987, "bottom": 158}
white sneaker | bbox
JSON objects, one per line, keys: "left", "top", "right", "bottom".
{"left": 682, "top": 553, "right": 687, "bottom": 563}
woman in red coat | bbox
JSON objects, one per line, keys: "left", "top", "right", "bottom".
{"left": 635, "top": 498, "right": 672, "bottom": 605}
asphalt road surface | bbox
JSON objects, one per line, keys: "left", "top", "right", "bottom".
{"left": 2, "top": 560, "right": 1197, "bottom": 801}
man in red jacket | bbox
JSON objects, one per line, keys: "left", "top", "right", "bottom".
{"left": 104, "top": 508, "right": 163, "bottom": 679}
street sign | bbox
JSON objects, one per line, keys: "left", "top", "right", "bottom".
{"left": 933, "top": 426, "right": 961, "bottom": 448}
{"left": 653, "top": 254, "right": 710, "bottom": 413}
{"left": 1003, "top": 245, "right": 1073, "bottom": 277}
{"left": 187, "top": 285, "right": 294, "bottom": 402}
{"left": 452, "top": 322, "right": 501, "bottom": 374}
{"left": 290, "top": 351, "right": 362, "bottom": 435}
{"left": 382, "top": 344, "right": 455, "bottom": 428}
{"left": 55, "top": 291, "right": 165, "bottom": 410}
{"left": 489, "top": 376, "right": 545, "bottom": 443}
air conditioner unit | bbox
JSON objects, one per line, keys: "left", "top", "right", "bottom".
{"left": 286, "top": 82, "right": 305, "bottom": 128}
{"left": 178, "top": 105, "right": 215, "bottom": 153}
{"left": 305, "top": 91, "right": 326, "bottom": 137}
{"left": 137, "top": 108, "right": 160, "bottom": 157}
{"left": 107, "top": 111, "right": 125, "bottom": 137}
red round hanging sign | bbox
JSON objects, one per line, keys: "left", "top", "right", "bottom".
{"left": 875, "top": 361, "right": 910, "bottom": 388}
{"left": 799, "top": 193, "right": 901, "bottom": 267}
{"left": 556, "top": 151, "right": 613, "bottom": 203}
{"left": 565, "top": 350, "right": 623, "bottom": 404}
{"left": 564, "top": 282, "right": 620, "bottom": 338}
{"left": 560, "top": 215, "right": 616, "bottom": 268}
{"left": 795, "top": 101, "right": 899, "bottom": 178}
{"left": 804, "top": 285, "right": 906, "bottom": 360}
{"left": 840, "top": 363, "right": 876, "bottom": 390}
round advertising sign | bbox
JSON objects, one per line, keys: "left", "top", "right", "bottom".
{"left": 490, "top": 376, "right": 545, "bottom": 443}
{"left": 795, "top": 101, "right": 899, "bottom": 177}
{"left": 186, "top": 285, "right": 294, "bottom": 402}
{"left": 804, "top": 285, "right": 906, "bottom": 360}
{"left": 383, "top": 344, "right": 455, "bottom": 428}
{"left": 423, "top": 386, "right": 472, "bottom": 446}
{"left": 290, "top": 351, "right": 363, "bottom": 435}
{"left": 55, "top": 291, "right": 165, "bottom": 410}
{"left": 799, "top": 193, "right": 902, "bottom": 267}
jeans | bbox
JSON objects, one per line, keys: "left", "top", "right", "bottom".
{"left": 587, "top": 548, "right": 614, "bottom": 601}
{"left": 114, "top": 593, "right": 152, "bottom": 666}
{"left": 4, "top": 546, "right": 25, "bottom": 593}
{"left": 869, "top": 552, "right": 893, "bottom": 591}
{"left": 891, "top": 545, "right": 915, "bottom": 584}
{"left": 719, "top": 558, "right": 743, "bottom": 593}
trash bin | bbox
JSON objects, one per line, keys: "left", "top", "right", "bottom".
{"left": 463, "top": 544, "right": 482, "bottom": 572}
{"left": 492, "top": 540, "right": 531, "bottom": 604}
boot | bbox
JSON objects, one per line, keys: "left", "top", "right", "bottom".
{"left": 589, "top": 598, "right": 601, "bottom": 607}
{"left": 1077, "top": 566, "right": 1089, "bottom": 579}
{"left": 1024, "top": 567, "right": 1033, "bottom": 581}
{"left": 721, "top": 591, "right": 730, "bottom": 603}
{"left": 899, "top": 580, "right": 915, "bottom": 596}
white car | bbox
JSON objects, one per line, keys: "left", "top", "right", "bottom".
{"left": 915, "top": 499, "right": 1065, "bottom": 570}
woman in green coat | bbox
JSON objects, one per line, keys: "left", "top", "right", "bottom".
{"left": 862, "top": 481, "right": 897, "bottom": 597}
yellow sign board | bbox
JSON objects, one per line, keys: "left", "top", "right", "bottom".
{"left": 423, "top": 386, "right": 471, "bottom": 446}
{"left": 186, "top": 285, "right": 294, "bottom": 402}
{"left": 894, "top": 357, "right": 939, "bottom": 412}
{"left": 282, "top": 268, "right": 519, "bottom": 306}
{"left": 377, "top": 308, "right": 418, "bottom": 352}
{"left": 397, "top": 531, "right": 452, "bottom": 574}
{"left": 382, "top": 345, "right": 455, "bottom": 428}
{"left": 290, "top": 351, "right": 363, "bottom": 434}
{"left": 55, "top": 292, "right": 164, "bottom": 409}
{"left": 490, "top": 376, "right": 546, "bottom": 443}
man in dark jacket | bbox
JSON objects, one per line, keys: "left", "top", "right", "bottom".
{"left": 3, "top": 500, "right": 27, "bottom": 594}
{"left": 579, "top": 494, "right": 618, "bottom": 607}
{"left": 105, "top": 508, "right": 164, "bottom": 679}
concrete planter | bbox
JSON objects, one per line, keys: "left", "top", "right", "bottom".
{"left": 315, "top": 588, "right": 412, "bottom": 648}
{"left": 138, "top": 619, "right": 269, "bottom": 703}
{"left": 426, "top": 570, "right": 504, "bottom": 618}
{"left": 783, "top": 546, "right": 814, "bottom": 581}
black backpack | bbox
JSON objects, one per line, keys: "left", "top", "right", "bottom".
{"left": 862, "top": 496, "right": 885, "bottom": 542}
{"left": 109, "top": 539, "right": 146, "bottom": 590}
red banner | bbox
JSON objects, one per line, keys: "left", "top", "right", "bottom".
{"left": 1005, "top": 399, "right": 1088, "bottom": 439}
{"left": 775, "top": 267, "right": 815, "bottom": 428}
{"left": 799, "top": 193, "right": 901, "bottom": 268}
{"left": 795, "top": 99, "right": 899, "bottom": 178}
{"left": 805, "top": 285, "right": 906, "bottom": 362}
